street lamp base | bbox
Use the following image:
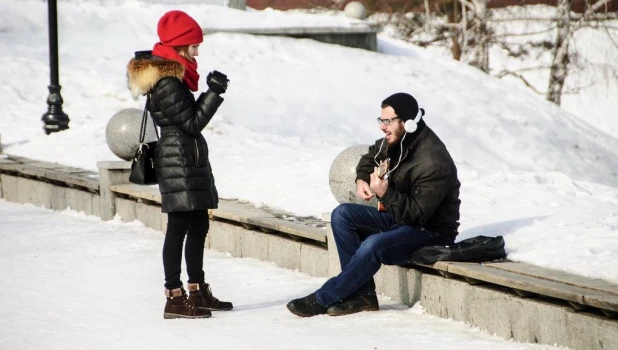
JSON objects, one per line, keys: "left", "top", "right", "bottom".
{"left": 42, "top": 84, "right": 70, "bottom": 135}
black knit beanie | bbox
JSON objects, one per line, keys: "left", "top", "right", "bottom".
{"left": 381, "top": 93, "right": 419, "bottom": 121}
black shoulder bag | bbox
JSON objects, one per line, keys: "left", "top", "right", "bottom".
{"left": 409, "top": 235, "right": 507, "bottom": 265}
{"left": 129, "top": 96, "right": 159, "bottom": 185}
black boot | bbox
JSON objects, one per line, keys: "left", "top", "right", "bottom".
{"left": 164, "top": 287, "right": 212, "bottom": 319}
{"left": 326, "top": 295, "right": 379, "bottom": 316}
{"left": 187, "top": 282, "right": 233, "bottom": 311}
{"left": 286, "top": 293, "right": 327, "bottom": 317}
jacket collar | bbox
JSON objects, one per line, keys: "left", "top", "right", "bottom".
{"left": 126, "top": 57, "right": 185, "bottom": 98}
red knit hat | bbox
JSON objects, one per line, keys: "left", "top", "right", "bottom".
{"left": 157, "top": 10, "right": 203, "bottom": 47}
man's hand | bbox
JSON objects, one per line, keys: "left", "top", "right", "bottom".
{"left": 356, "top": 179, "right": 374, "bottom": 201}
{"left": 370, "top": 167, "right": 388, "bottom": 198}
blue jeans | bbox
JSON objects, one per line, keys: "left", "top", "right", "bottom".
{"left": 315, "top": 203, "right": 451, "bottom": 307}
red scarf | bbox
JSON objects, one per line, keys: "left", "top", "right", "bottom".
{"left": 152, "top": 43, "right": 199, "bottom": 91}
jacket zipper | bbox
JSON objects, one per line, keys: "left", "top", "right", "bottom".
{"left": 194, "top": 139, "right": 200, "bottom": 166}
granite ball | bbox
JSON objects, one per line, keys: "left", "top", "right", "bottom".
{"left": 105, "top": 108, "right": 158, "bottom": 161}
{"left": 329, "top": 144, "right": 377, "bottom": 207}
{"left": 344, "top": 1, "right": 366, "bottom": 20}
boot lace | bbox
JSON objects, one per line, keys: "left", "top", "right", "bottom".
{"left": 202, "top": 283, "right": 220, "bottom": 303}
{"left": 174, "top": 288, "right": 196, "bottom": 310}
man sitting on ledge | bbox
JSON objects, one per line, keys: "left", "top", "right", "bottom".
{"left": 287, "top": 92, "right": 461, "bottom": 317}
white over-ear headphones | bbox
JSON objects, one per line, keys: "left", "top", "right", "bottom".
{"left": 404, "top": 108, "right": 425, "bottom": 133}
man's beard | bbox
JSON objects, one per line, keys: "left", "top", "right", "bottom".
{"left": 386, "top": 132, "right": 403, "bottom": 145}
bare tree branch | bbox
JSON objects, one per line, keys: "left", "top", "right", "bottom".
{"left": 571, "top": 0, "right": 614, "bottom": 33}
{"left": 460, "top": 0, "right": 468, "bottom": 53}
{"left": 492, "top": 28, "right": 556, "bottom": 37}
{"left": 486, "top": 14, "right": 617, "bottom": 22}
{"left": 496, "top": 71, "right": 545, "bottom": 95}
{"left": 505, "top": 66, "right": 554, "bottom": 73}
{"left": 488, "top": 17, "right": 564, "bottom": 22}
{"left": 410, "top": 34, "right": 453, "bottom": 47}
{"left": 604, "top": 25, "right": 618, "bottom": 49}
{"left": 424, "top": 0, "right": 431, "bottom": 32}
{"left": 581, "top": 14, "right": 618, "bottom": 21}
{"left": 580, "top": 23, "right": 618, "bottom": 30}
{"left": 562, "top": 81, "right": 595, "bottom": 95}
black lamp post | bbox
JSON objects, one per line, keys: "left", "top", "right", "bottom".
{"left": 41, "top": 0, "right": 70, "bottom": 134}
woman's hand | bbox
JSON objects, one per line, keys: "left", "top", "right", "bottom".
{"left": 206, "top": 71, "right": 229, "bottom": 94}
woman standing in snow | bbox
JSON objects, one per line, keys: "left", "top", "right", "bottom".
{"left": 127, "top": 10, "right": 233, "bottom": 319}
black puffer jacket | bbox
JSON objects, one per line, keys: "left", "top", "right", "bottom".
{"left": 356, "top": 121, "right": 461, "bottom": 238}
{"left": 127, "top": 57, "right": 222, "bottom": 213}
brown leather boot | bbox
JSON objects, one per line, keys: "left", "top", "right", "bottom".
{"left": 187, "top": 282, "right": 233, "bottom": 311}
{"left": 164, "top": 287, "right": 212, "bottom": 319}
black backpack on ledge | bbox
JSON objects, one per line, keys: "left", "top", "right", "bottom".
{"left": 409, "top": 235, "right": 506, "bottom": 265}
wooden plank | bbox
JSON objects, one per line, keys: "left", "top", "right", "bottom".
{"left": 247, "top": 216, "right": 327, "bottom": 243}
{"left": 53, "top": 173, "right": 99, "bottom": 191}
{"left": 213, "top": 200, "right": 276, "bottom": 222}
{"left": 212, "top": 200, "right": 327, "bottom": 243}
{"left": 4, "top": 155, "right": 36, "bottom": 163}
{"left": 108, "top": 184, "right": 161, "bottom": 203}
{"left": 0, "top": 162, "right": 99, "bottom": 191}
{"left": 0, "top": 157, "right": 17, "bottom": 164}
{"left": 0, "top": 162, "right": 29, "bottom": 172}
{"left": 438, "top": 262, "right": 618, "bottom": 312}
{"left": 484, "top": 262, "right": 618, "bottom": 296}
{"left": 28, "top": 161, "right": 70, "bottom": 169}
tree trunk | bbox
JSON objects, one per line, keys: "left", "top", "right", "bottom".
{"left": 449, "top": 1, "right": 462, "bottom": 60}
{"left": 470, "top": 0, "right": 490, "bottom": 73}
{"left": 547, "top": 0, "right": 572, "bottom": 105}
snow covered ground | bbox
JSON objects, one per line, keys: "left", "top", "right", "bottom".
{"left": 0, "top": 0, "right": 617, "bottom": 312}
{"left": 0, "top": 200, "right": 566, "bottom": 349}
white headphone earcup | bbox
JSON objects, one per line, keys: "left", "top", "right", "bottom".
{"left": 404, "top": 119, "right": 417, "bottom": 133}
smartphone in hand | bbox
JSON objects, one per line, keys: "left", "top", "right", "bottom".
{"left": 377, "top": 159, "right": 390, "bottom": 179}
{"left": 376, "top": 159, "right": 390, "bottom": 212}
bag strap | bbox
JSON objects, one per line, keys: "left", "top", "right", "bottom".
{"left": 138, "top": 94, "right": 159, "bottom": 145}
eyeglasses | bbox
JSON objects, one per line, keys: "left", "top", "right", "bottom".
{"left": 376, "top": 117, "right": 401, "bottom": 125}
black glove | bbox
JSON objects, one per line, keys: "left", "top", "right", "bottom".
{"left": 206, "top": 70, "right": 230, "bottom": 95}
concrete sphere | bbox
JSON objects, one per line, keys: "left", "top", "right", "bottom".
{"left": 329, "top": 144, "right": 377, "bottom": 207}
{"left": 105, "top": 108, "right": 158, "bottom": 161}
{"left": 344, "top": 1, "right": 366, "bottom": 20}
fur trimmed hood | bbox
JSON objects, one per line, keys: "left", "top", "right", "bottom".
{"left": 126, "top": 58, "right": 185, "bottom": 98}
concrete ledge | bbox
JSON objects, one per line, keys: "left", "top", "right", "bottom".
{"left": 206, "top": 219, "right": 328, "bottom": 278}
{"left": 267, "top": 234, "right": 302, "bottom": 272}
{"left": 300, "top": 243, "right": 329, "bottom": 278}
{"left": 1, "top": 174, "right": 19, "bottom": 203}
{"left": 204, "top": 24, "right": 378, "bottom": 51}
{"left": 51, "top": 185, "right": 68, "bottom": 211}
{"left": 65, "top": 187, "right": 97, "bottom": 216}
{"left": 239, "top": 229, "right": 269, "bottom": 262}
{"left": 2, "top": 155, "right": 617, "bottom": 350}
{"left": 205, "top": 26, "right": 377, "bottom": 35}
{"left": 115, "top": 197, "right": 137, "bottom": 222}
{"left": 420, "top": 273, "right": 618, "bottom": 349}
{"left": 208, "top": 219, "right": 243, "bottom": 258}
{"left": 136, "top": 202, "right": 162, "bottom": 231}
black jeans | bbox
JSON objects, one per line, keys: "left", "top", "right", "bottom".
{"left": 163, "top": 210, "right": 209, "bottom": 289}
